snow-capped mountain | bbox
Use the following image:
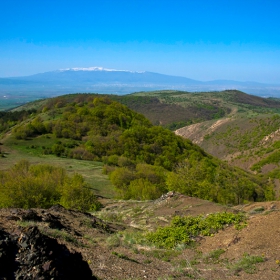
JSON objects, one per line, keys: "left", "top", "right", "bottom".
{"left": 0, "top": 67, "right": 279, "bottom": 97}
{"left": 58, "top": 67, "right": 144, "bottom": 73}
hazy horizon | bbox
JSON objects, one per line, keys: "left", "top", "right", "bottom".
{"left": 1, "top": 0, "right": 280, "bottom": 84}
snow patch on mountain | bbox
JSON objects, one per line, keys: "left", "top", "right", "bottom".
{"left": 59, "top": 67, "right": 145, "bottom": 73}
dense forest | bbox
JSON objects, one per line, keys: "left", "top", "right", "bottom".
{"left": 0, "top": 109, "right": 36, "bottom": 134}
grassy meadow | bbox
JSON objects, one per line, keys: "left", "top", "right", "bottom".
{"left": 0, "top": 134, "right": 115, "bottom": 198}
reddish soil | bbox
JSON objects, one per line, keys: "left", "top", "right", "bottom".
{"left": 1, "top": 195, "right": 280, "bottom": 279}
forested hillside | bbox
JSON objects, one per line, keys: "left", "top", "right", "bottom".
{"left": 0, "top": 94, "right": 273, "bottom": 205}
{"left": 113, "top": 90, "right": 280, "bottom": 129}
{"left": 112, "top": 90, "right": 280, "bottom": 197}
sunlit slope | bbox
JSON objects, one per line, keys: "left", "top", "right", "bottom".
{"left": 0, "top": 93, "right": 271, "bottom": 204}
{"left": 117, "top": 90, "right": 280, "bottom": 186}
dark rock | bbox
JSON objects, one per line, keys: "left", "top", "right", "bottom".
{"left": 21, "top": 210, "right": 42, "bottom": 222}
{"left": 6, "top": 215, "right": 21, "bottom": 221}
{"left": 0, "top": 226, "right": 97, "bottom": 280}
{"left": 0, "top": 228, "right": 18, "bottom": 279}
{"left": 48, "top": 204, "right": 66, "bottom": 212}
{"left": 42, "top": 214, "right": 65, "bottom": 230}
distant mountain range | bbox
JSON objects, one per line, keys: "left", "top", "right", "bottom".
{"left": 0, "top": 67, "right": 280, "bottom": 97}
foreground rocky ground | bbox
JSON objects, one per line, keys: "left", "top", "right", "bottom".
{"left": 1, "top": 194, "right": 280, "bottom": 279}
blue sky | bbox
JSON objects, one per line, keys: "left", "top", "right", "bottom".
{"left": 1, "top": 0, "right": 280, "bottom": 83}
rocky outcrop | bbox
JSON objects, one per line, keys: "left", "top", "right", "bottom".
{"left": 0, "top": 225, "right": 96, "bottom": 279}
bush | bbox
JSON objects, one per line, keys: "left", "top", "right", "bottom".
{"left": 146, "top": 212, "right": 247, "bottom": 248}
{"left": 0, "top": 160, "right": 101, "bottom": 211}
{"left": 126, "top": 178, "right": 162, "bottom": 200}
{"left": 60, "top": 174, "right": 102, "bottom": 211}
{"left": 110, "top": 163, "right": 168, "bottom": 200}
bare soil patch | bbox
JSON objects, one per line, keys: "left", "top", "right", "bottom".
{"left": 1, "top": 194, "right": 280, "bottom": 279}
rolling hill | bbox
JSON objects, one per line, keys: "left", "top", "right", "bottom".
{"left": 0, "top": 93, "right": 271, "bottom": 204}
{"left": 2, "top": 92, "right": 280, "bottom": 279}
{"left": 113, "top": 89, "right": 280, "bottom": 195}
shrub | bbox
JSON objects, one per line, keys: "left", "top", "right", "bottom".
{"left": 60, "top": 174, "right": 101, "bottom": 211}
{"left": 146, "top": 212, "right": 247, "bottom": 249}
{"left": 0, "top": 161, "right": 101, "bottom": 211}
{"left": 110, "top": 163, "right": 168, "bottom": 200}
{"left": 126, "top": 178, "right": 162, "bottom": 200}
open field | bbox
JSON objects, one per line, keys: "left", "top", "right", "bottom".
{"left": 0, "top": 134, "right": 115, "bottom": 198}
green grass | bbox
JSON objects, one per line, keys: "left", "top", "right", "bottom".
{"left": 0, "top": 135, "right": 115, "bottom": 198}
{"left": 42, "top": 228, "right": 84, "bottom": 246}
{"left": 105, "top": 230, "right": 147, "bottom": 250}
{"left": 111, "top": 251, "right": 138, "bottom": 263}
{"left": 203, "top": 249, "right": 226, "bottom": 264}
{"left": 140, "top": 249, "right": 181, "bottom": 262}
{"left": 106, "top": 233, "right": 122, "bottom": 248}
{"left": 228, "top": 253, "right": 265, "bottom": 275}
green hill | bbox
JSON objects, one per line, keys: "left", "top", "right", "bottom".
{"left": 113, "top": 90, "right": 280, "bottom": 129}
{"left": 0, "top": 93, "right": 271, "bottom": 204}
{"left": 113, "top": 90, "right": 280, "bottom": 196}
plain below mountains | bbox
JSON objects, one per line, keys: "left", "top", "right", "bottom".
{"left": 0, "top": 67, "right": 279, "bottom": 97}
